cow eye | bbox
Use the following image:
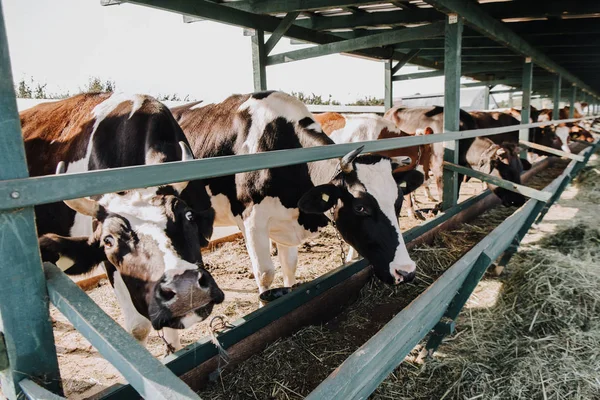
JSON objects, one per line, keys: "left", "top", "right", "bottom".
{"left": 354, "top": 204, "right": 371, "bottom": 216}
{"left": 185, "top": 211, "right": 194, "bottom": 221}
{"left": 103, "top": 235, "right": 115, "bottom": 248}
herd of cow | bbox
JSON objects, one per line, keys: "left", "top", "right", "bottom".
{"left": 19, "top": 91, "right": 593, "bottom": 351}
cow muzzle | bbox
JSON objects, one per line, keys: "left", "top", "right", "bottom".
{"left": 149, "top": 269, "right": 224, "bottom": 329}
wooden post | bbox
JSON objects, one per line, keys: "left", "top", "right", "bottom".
{"left": 384, "top": 59, "right": 393, "bottom": 111}
{"left": 553, "top": 74, "right": 562, "bottom": 118}
{"left": 569, "top": 85, "right": 576, "bottom": 118}
{"left": 442, "top": 13, "right": 463, "bottom": 210}
{"left": 508, "top": 92, "right": 513, "bottom": 107}
{"left": 251, "top": 29, "right": 267, "bottom": 91}
{"left": 520, "top": 58, "right": 533, "bottom": 159}
{"left": 0, "top": 4, "right": 62, "bottom": 397}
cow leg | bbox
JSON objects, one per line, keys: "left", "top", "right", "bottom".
{"left": 161, "top": 327, "right": 182, "bottom": 353}
{"left": 241, "top": 215, "right": 275, "bottom": 293}
{"left": 277, "top": 243, "right": 298, "bottom": 288}
{"left": 404, "top": 194, "right": 419, "bottom": 220}
{"left": 113, "top": 269, "right": 152, "bottom": 344}
{"left": 423, "top": 178, "right": 437, "bottom": 202}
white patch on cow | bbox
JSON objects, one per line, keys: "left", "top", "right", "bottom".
{"left": 538, "top": 113, "right": 550, "bottom": 122}
{"left": 354, "top": 160, "right": 416, "bottom": 280}
{"left": 205, "top": 186, "right": 239, "bottom": 227}
{"left": 238, "top": 92, "right": 319, "bottom": 154}
{"left": 70, "top": 212, "right": 93, "bottom": 237}
{"left": 161, "top": 327, "right": 182, "bottom": 352}
{"left": 145, "top": 148, "right": 166, "bottom": 164}
{"left": 329, "top": 113, "right": 402, "bottom": 144}
{"left": 555, "top": 126, "right": 571, "bottom": 153}
{"left": 100, "top": 190, "right": 197, "bottom": 277}
{"left": 56, "top": 255, "right": 75, "bottom": 272}
{"left": 113, "top": 269, "right": 152, "bottom": 343}
{"left": 92, "top": 92, "right": 146, "bottom": 127}
{"left": 179, "top": 311, "right": 206, "bottom": 328}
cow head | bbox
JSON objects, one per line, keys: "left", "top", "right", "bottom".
{"left": 298, "top": 147, "right": 424, "bottom": 285}
{"left": 483, "top": 142, "right": 527, "bottom": 207}
{"left": 39, "top": 143, "right": 224, "bottom": 330}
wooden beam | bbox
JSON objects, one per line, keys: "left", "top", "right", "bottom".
{"left": 0, "top": 7, "right": 62, "bottom": 398}
{"left": 553, "top": 74, "right": 562, "bottom": 117}
{"left": 442, "top": 14, "right": 462, "bottom": 210}
{"left": 267, "top": 22, "right": 444, "bottom": 65}
{"left": 223, "top": 0, "right": 385, "bottom": 14}
{"left": 391, "top": 49, "right": 421, "bottom": 75}
{"left": 393, "top": 64, "right": 520, "bottom": 81}
{"left": 423, "top": 0, "right": 599, "bottom": 96}
{"left": 569, "top": 85, "right": 577, "bottom": 118}
{"left": 264, "top": 11, "right": 300, "bottom": 54}
{"left": 384, "top": 59, "right": 393, "bottom": 111}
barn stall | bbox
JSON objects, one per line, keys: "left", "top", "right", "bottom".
{"left": 1, "top": 1, "right": 600, "bottom": 399}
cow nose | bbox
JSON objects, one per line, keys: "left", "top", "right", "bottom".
{"left": 393, "top": 269, "right": 416, "bottom": 284}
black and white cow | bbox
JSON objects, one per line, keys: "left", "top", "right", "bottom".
{"left": 171, "top": 91, "right": 424, "bottom": 292}
{"left": 22, "top": 93, "right": 224, "bottom": 351}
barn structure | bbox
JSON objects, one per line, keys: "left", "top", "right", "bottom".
{"left": 1, "top": 1, "right": 600, "bottom": 399}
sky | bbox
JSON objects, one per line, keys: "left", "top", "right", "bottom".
{"left": 2, "top": 0, "right": 453, "bottom": 104}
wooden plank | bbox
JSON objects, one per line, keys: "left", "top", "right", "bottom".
{"left": 266, "top": 22, "right": 444, "bottom": 65}
{"left": 0, "top": 7, "right": 62, "bottom": 398}
{"left": 423, "top": 0, "right": 599, "bottom": 97}
{"left": 19, "top": 379, "right": 66, "bottom": 400}
{"left": 44, "top": 263, "right": 201, "bottom": 400}
{"left": 384, "top": 59, "right": 393, "bottom": 111}
{"left": 2, "top": 116, "right": 597, "bottom": 212}
{"left": 264, "top": 11, "right": 300, "bottom": 55}
{"left": 442, "top": 14, "right": 462, "bottom": 210}
{"left": 443, "top": 162, "right": 552, "bottom": 202}
{"left": 519, "top": 140, "right": 585, "bottom": 161}
{"left": 251, "top": 29, "right": 267, "bottom": 91}
{"left": 391, "top": 49, "right": 420, "bottom": 75}
{"left": 393, "top": 64, "right": 518, "bottom": 81}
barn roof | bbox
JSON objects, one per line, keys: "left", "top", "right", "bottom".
{"left": 106, "top": 0, "right": 600, "bottom": 100}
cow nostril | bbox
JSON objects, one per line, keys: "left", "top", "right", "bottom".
{"left": 159, "top": 286, "right": 176, "bottom": 302}
{"left": 198, "top": 272, "right": 209, "bottom": 289}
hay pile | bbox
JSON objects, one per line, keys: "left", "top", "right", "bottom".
{"left": 373, "top": 158, "right": 600, "bottom": 400}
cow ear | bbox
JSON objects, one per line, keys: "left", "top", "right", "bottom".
{"left": 298, "top": 184, "right": 341, "bottom": 214}
{"left": 393, "top": 170, "right": 424, "bottom": 195}
{"left": 39, "top": 234, "right": 106, "bottom": 275}
{"left": 194, "top": 208, "right": 215, "bottom": 247}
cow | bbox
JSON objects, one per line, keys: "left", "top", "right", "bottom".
{"left": 313, "top": 112, "right": 433, "bottom": 219}
{"left": 384, "top": 106, "right": 527, "bottom": 207}
{"left": 21, "top": 93, "right": 224, "bottom": 352}
{"left": 171, "top": 91, "right": 424, "bottom": 292}
{"left": 537, "top": 107, "right": 594, "bottom": 145}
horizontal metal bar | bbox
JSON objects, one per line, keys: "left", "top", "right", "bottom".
{"left": 19, "top": 379, "right": 66, "bottom": 400}
{"left": 1, "top": 116, "right": 596, "bottom": 211}
{"left": 44, "top": 262, "right": 201, "bottom": 400}
{"left": 443, "top": 162, "right": 552, "bottom": 202}
{"left": 518, "top": 140, "right": 585, "bottom": 161}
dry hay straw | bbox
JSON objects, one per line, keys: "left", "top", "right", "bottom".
{"left": 373, "top": 163, "right": 600, "bottom": 400}
{"left": 197, "top": 206, "right": 518, "bottom": 400}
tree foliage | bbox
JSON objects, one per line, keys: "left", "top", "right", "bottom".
{"left": 291, "top": 91, "right": 341, "bottom": 105}
{"left": 347, "top": 96, "right": 384, "bottom": 106}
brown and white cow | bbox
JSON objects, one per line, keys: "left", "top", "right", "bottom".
{"left": 22, "top": 93, "right": 224, "bottom": 351}
{"left": 171, "top": 91, "right": 424, "bottom": 290}
{"left": 537, "top": 106, "right": 594, "bottom": 147}
{"left": 313, "top": 112, "right": 430, "bottom": 219}
{"left": 384, "top": 106, "right": 528, "bottom": 207}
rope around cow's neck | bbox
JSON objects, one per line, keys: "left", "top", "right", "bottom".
{"left": 329, "top": 205, "right": 347, "bottom": 265}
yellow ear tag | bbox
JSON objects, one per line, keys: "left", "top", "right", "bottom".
{"left": 321, "top": 193, "right": 330, "bottom": 202}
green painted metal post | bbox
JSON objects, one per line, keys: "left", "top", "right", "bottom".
{"left": 0, "top": 4, "right": 62, "bottom": 397}
{"left": 384, "top": 59, "right": 393, "bottom": 111}
{"left": 251, "top": 29, "right": 267, "bottom": 91}
{"left": 483, "top": 85, "right": 490, "bottom": 110}
{"left": 553, "top": 74, "right": 562, "bottom": 117}
{"left": 442, "top": 13, "right": 463, "bottom": 210}
{"left": 569, "top": 85, "right": 577, "bottom": 118}
{"left": 508, "top": 92, "right": 513, "bottom": 108}
{"left": 520, "top": 58, "right": 533, "bottom": 159}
